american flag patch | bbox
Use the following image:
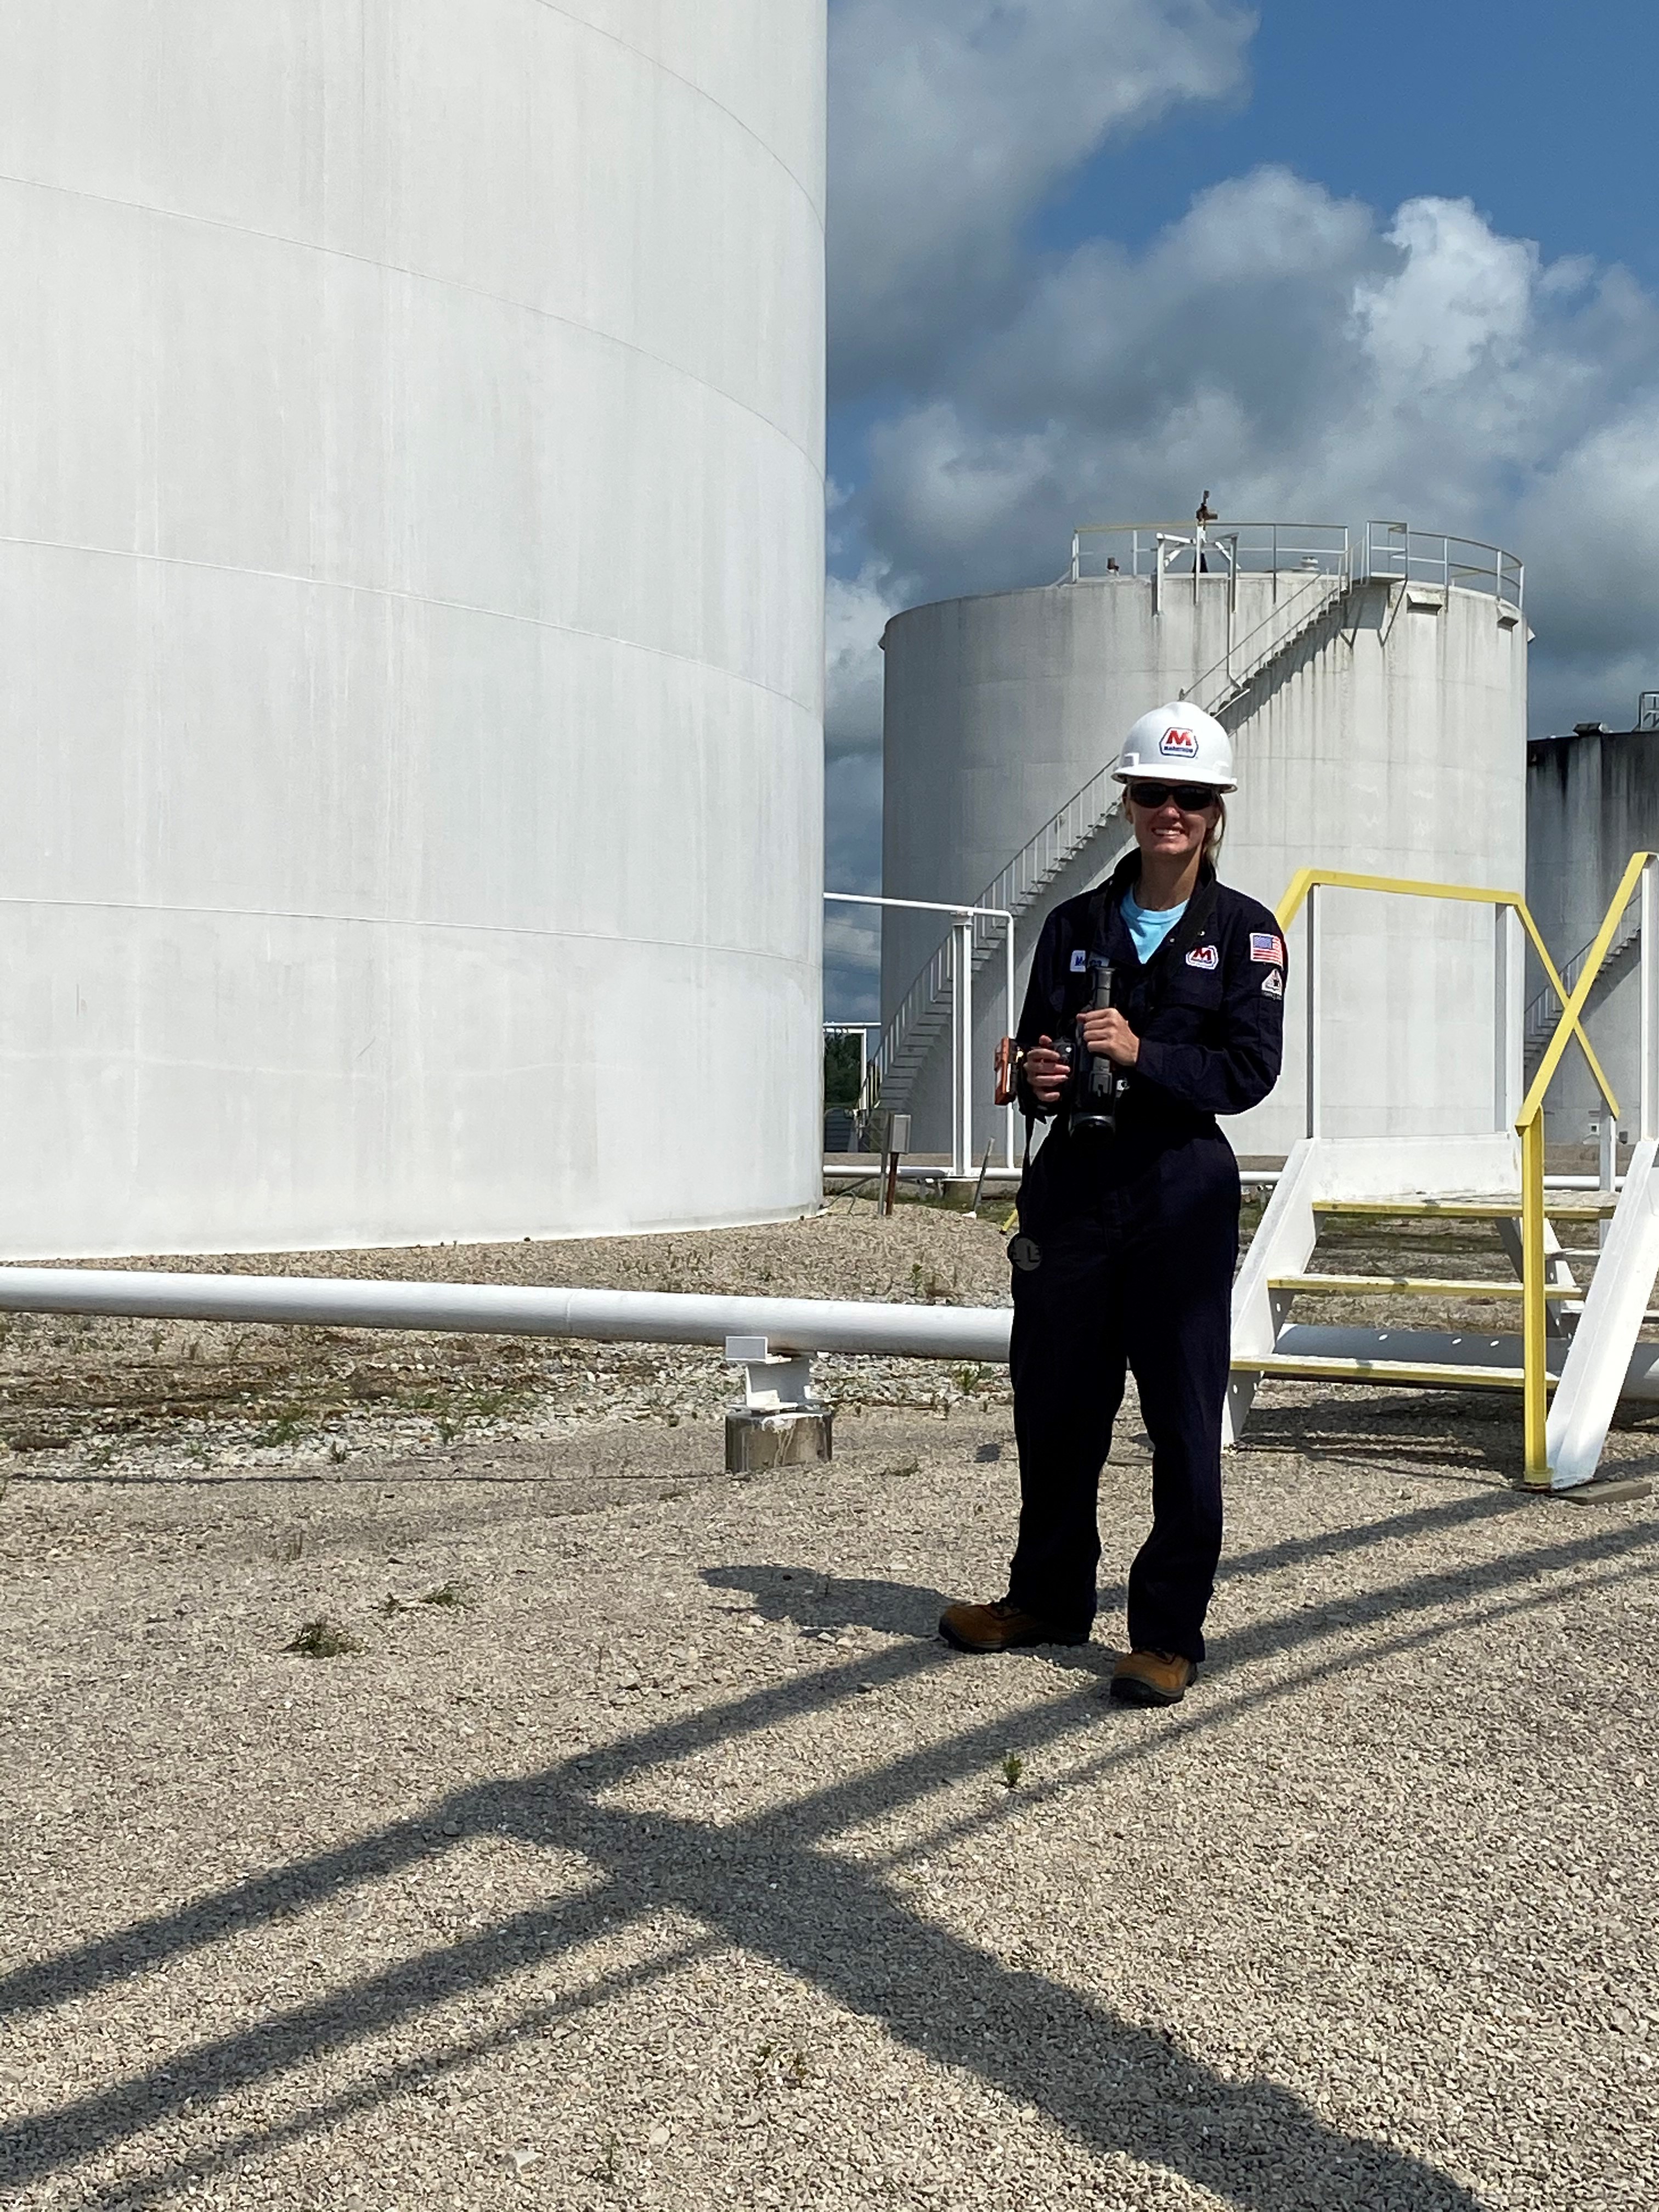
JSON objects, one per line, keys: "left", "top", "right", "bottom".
{"left": 1250, "top": 933, "right": 1285, "bottom": 966}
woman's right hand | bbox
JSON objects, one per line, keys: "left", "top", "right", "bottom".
{"left": 1023, "top": 1035, "right": 1069, "bottom": 1105}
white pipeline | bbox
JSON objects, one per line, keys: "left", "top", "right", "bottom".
{"left": 0, "top": 1268, "right": 1014, "bottom": 1364}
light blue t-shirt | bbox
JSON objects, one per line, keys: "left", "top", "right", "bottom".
{"left": 1122, "top": 890, "right": 1187, "bottom": 964}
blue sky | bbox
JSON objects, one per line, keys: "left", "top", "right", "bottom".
{"left": 822, "top": 1, "right": 1659, "bottom": 1018}
{"left": 1043, "top": 7, "right": 1659, "bottom": 282}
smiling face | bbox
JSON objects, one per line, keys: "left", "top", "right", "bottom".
{"left": 1122, "top": 779, "right": 1221, "bottom": 866}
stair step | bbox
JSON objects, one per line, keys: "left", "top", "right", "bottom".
{"left": 1311, "top": 1196, "right": 1618, "bottom": 1221}
{"left": 1268, "top": 1274, "right": 1581, "bottom": 1300}
{"left": 1233, "top": 1350, "right": 1534, "bottom": 1391}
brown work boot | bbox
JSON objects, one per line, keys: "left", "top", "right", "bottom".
{"left": 938, "top": 1599, "right": 1088, "bottom": 1653}
{"left": 1109, "top": 1649, "right": 1197, "bottom": 1706}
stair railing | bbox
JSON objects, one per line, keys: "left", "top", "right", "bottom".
{"left": 1274, "top": 867, "right": 1609, "bottom": 1489}
{"left": 1519, "top": 850, "right": 1659, "bottom": 1483}
{"left": 1523, "top": 889, "right": 1646, "bottom": 1056}
{"left": 1184, "top": 557, "right": 1352, "bottom": 716}
{"left": 826, "top": 891, "right": 1015, "bottom": 1174}
{"left": 858, "top": 767, "right": 1132, "bottom": 1131}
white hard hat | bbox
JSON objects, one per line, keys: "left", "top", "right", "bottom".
{"left": 1113, "top": 702, "right": 1236, "bottom": 792}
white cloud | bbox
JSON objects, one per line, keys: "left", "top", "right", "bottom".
{"left": 823, "top": 569, "right": 900, "bottom": 1010}
{"left": 1354, "top": 197, "right": 1534, "bottom": 390}
{"left": 848, "top": 168, "right": 1659, "bottom": 672}
{"left": 825, "top": 566, "right": 902, "bottom": 764}
{"left": 824, "top": 8, "right": 1659, "bottom": 930}
{"left": 828, "top": 0, "right": 1254, "bottom": 387}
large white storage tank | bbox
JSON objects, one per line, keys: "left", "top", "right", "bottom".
{"left": 0, "top": 1, "right": 825, "bottom": 1255}
{"left": 1526, "top": 710, "right": 1659, "bottom": 1144}
{"left": 879, "top": 523, "right": 1527, "bottom": 1159}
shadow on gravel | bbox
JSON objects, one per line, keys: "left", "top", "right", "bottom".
{"left": 1236, "top": 1392, "right": 1520, "bottom": 1477}
{"left": 7, "top": 1502, "right": 1656, "bottom": 2209}
{"left": 703, "top": 1562, "right": 949, "bottom": 1635}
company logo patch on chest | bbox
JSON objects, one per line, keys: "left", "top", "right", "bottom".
{"left": 1008, "top": 1235, "right": 1042, "bottom": 1272}
{"left": 1250, "top": 932, "right": 1285, "bottom": 966}
{"left": 1159, "top": 726, "right": 1199, "bottom": 759}
{"left": 1261, "top": 968, "right": 1284, "bottom": 998}
{"left": 1184, "top": 944, "right": 1218, "bottom": 970}
{"left": 1070, "top": 949, "right": 1088, "bottom": 972}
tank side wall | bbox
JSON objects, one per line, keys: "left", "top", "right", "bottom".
{"left": 1526, "top": 730, "right": 1659, "bottom": 1141}
{"left": 0, "top": 0, "right": 826, "bottom": 1252}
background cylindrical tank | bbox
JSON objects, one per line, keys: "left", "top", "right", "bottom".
{"left": 0, "top": 1, "right": 825, "bottom": 1256}
{"left": 1526, "top": 719, "right": 1659, "bottom": 1146}
{"left": 880, "top": 528, "right": 1527, "bottom": 1158}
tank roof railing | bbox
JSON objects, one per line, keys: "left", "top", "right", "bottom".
{"left": 1361, "top": 520, "right": 1523, "bottom": 611}
{"left": 1066, "top": 521, "right": 1347, "bottom": 585}
{"left": 1065, "top": 516, "right": 1525, "bottom": 612}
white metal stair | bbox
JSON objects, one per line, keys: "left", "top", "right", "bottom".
{"left": 1523, "top": 891, "right": 1644, "bottom": 1080}
{"left": 1226, "top": 1134, "right": 1659, "bottom": 1487}
{"left": 1188, "top": 565, "right": 1351, "bottom": 720}
{"left": 861, "top": 775, "right": 1132, "bottom": 1124}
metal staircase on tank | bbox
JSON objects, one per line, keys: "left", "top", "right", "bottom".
{"left": 1184, "top": 561, "right": 1351, "bottom": 718}
{"left": 861, "top": 528, "right": 1356, "bottom": 1143}
{"left": 858, "top": 771, "right": 1131, "bottom": 1141}
{"left": 1522, "top": 883, "right": 1645, "bottom": 1084}
{"left": 1227, "top": 856, "right": 1659, "bottom": 1491}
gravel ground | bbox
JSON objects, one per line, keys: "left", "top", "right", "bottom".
{"left": 2, "top": 1200, "right": 1657, "bottom": 2210}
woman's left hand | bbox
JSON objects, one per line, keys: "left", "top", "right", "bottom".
{"left": 1078, "top": 1007, "right": 1140, "bottom": 1067}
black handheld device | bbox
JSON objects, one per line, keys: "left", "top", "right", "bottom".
{"left": 1067, "top": 958, "right": 1120, "bottom": 1136}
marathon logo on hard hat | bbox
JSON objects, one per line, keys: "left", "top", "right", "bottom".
{"left": 1159, "top": 726, "right": 1200, "bottom": 759}
{"left": 1185, "top": 944, "right": 1218, "bottom": 970}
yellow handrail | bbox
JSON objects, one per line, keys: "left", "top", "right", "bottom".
{"left": 1275, "top": 868, "right": 1613, "bottom": 1107}
{"left": 1516, "top": 850, "right": 1656, "bottom": 1485}
{"left": 1273, "top": 865, "right": 1638, "bottom": 1491}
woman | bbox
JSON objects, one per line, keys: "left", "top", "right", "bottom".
{"left": 939, "top": 703, "right": 1286, "bottom": 1705}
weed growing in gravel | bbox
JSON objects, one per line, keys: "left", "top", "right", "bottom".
{"left": 1001, "top": 1752, "right": 1025, "bottom": 1790}
{"left": 421, "top": 1579, "right": 472, "bottom": 1609}
{"left": 284, "top": 1616, "right": 360, "bottom": 1658}
{"left": 328, "top": 1440, "right": 347, "bottom": 1465}
{"left": 253, "top": 1413, "right": 307, "bottom": 1449}
{"left": 952, "top": 1362, "right": 989, "bottom": 1395}
{"left": 879, "top": 1457, "right": 919, "bottom": 1479}
{"left": 752, "top": 2041, "right": 809, "bottom": 2090}
{"left": 272, "top": 1531, "right": 306, "bottom": 1564}
{"left": 589, "top": 2132, "right": 620, "bottom": 2186}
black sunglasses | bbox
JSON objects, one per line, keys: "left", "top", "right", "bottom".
{"left": 1126, "top": 780, "right": 1220, "bottom": 811}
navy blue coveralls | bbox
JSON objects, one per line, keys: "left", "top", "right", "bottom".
{"left": 1006, "top": 853, "right": 1286, "bottom": 1661}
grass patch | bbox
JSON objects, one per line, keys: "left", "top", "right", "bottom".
{"left": 421, "top": 1579, "right": 473, "bottom": 1609}
{"left": 879, "top": 1457, "right": 919, "bottom": 1480}
{"left": 1000, "top": 1751, "right": 1025, "bottom": 1790}
{"left": 284, "top": 1616, "right": 360, "bottom": 1658}
{"left": 252, "top": 1413, "right": 308, "bottom": 1449}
